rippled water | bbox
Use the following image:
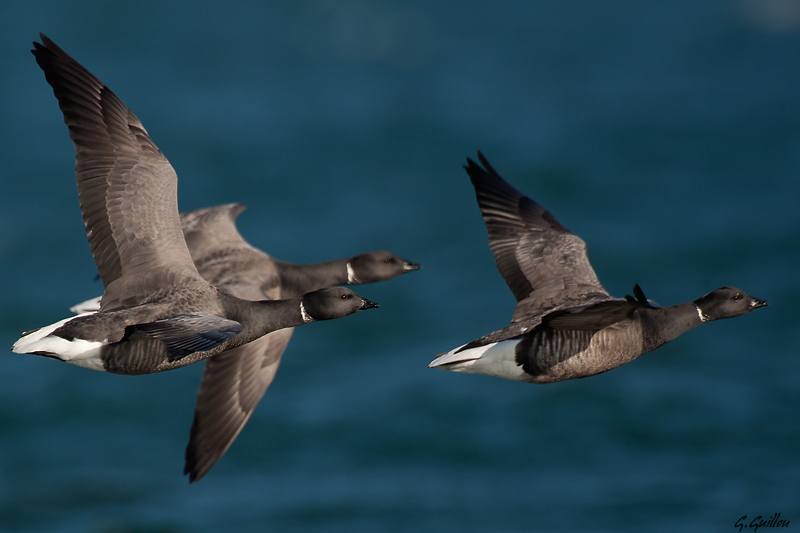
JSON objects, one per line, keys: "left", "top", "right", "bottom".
{"left": 1, "top": 1, "right": 798, "bottom": 532}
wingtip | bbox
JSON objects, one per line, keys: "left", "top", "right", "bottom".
{"left": 476, "top": 150, "right": 493, "bottom": 172}
{"left": 184, "top": 452, "right": 206, "bottom": 483}
{"left": 184, "top": 453, "right": 215, "bottom": 483}
{"left": 32, "top": 33, "right": 58, "bottom": 55}
{"left": 228, "top": 203, "right": 247, "bottom": 219}
{"left": 31, "top": 38, "right": 45, "bottom": 56}
{"left": 464, "top": 153, "right": 488, "bottom": 181}
{"left": 464, "top": 151, "right": 504, "bottom": 183}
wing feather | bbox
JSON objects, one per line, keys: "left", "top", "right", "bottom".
{"left": 180, "top": 204, "right": 250, "bottom": 262}
{"left": 184, "top": 328, "right": 293, "bottom": 482}
{"left": 466, "top": 152, "right": 611, "bottom": 322}
{"left": 32, "top": 34, "right": 203, "bottom": 310}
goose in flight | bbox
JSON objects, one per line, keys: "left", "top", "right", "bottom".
{"left": 71, "top": 203, "right": 420, "bottom": 482}
{"left": 429, "top": 153, "right": 767, "bottom": 382}
{"left": 13, "top": 35, "right": 378, "bottom": 376}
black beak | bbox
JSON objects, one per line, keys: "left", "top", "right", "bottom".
{"left": 403, "top": 261, "right": 421, "bottom": 272}
{"left": 360, "top": 299, "right": 380, "bottom": 310}
{"left": 752, "top": 298, "right": 768, "bottom": 309}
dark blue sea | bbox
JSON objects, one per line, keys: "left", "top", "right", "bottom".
{"left": 1, "top": 1, "right": 798, "bottom": 531}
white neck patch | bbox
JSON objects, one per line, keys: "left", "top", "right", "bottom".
{"left": 300, "top": 302, "right": 314, "bottom": 323}
{"left": 695, "top": 303, "right": 709, "bottom": 323}
{"left": 346, "top": 262, "right": 359, "bottom": 284}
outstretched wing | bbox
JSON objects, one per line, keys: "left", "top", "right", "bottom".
{"left": 180, "top": 203, "right": 250, "bottom": 263}
{"left": 182, "top": 228, "right": 286, "bottom": 482}
{"left": 32, "top": 34, "right": 205, "bottom": 310}
{"left": 466, "top": 152, "right": 610, "bottom": 322}
{"left": 183, "top": 328, "right": 293, "bottom": 482}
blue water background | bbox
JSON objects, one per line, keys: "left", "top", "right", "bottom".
{"left": 0, "top": 1, "right": 798, "bottom": 531}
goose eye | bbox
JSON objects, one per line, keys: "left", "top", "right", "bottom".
{"left": 384, "top": 258, "right": 391, "bottom": 263}
{"left": 341, "top": 294, "right": 349, "bottom": 300}
{"left": 733, "top": 293, "right": 741, "bottom": 300}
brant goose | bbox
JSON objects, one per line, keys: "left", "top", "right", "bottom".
{"left": 72, "top": 203, "right": 420, "bottom": 481}
{"left": 180, "top": 203, "right": 419, "bottom": 482}
{"left": 12, "top": 35, "right": 378, "bottom": 375}
{"left": 428, "top": 153, "right": 767, "bottom": 383}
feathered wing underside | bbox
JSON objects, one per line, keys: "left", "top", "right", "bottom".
{"left": 180, "top": 204, "right": 250, "bottom": 263}
{"left": 184, "top": 245, "right": 287, "bottom": 482}
{"left": 466, "top": 153, "right": 610, "bottom": 322}
{"left": 32, "top": 34, "right": 203, "bottom": 310}
{"left": 184, "top": 328, "right": 293, "bottom": 482}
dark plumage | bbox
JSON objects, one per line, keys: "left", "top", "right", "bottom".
{"left": 177, "top": 203, "right": 419, "bottom": 482}
{"left": 13, "top": 35, "right": 378, "bottom": 377}
{"left": 428, "top": 153, "right": 767, "bottom": 383}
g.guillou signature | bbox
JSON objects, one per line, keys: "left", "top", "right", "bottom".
{"left": 736, "top": 513, "right": 790, "bottom": 531}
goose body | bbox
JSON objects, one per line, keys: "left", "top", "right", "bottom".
{"left": 13, "top": 35, "right": 378, "bottom": 376}
{"left": 17, "top": 284, "right": 374, "bottom": 375}
{"left": 428, "top": 153, "right": 767, "bottom": 382}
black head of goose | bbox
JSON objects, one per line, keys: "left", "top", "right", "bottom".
{"left": 428, "top": 153, "right": 767, "bottom": 383}
{"left": 11, "top": 35, "right": 378, "bottom": 376}
{"left": 175, "top": 203, "right": 419, "bottom": 482}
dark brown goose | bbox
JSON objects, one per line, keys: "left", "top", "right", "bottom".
{"left": 69, "top": 204, "right": 419, "bottom": 483}
{"left": 177, "top": 203, "right": 419, "bottom": 482}
{"left": 12, "top": 35, "right": 378, "bottom": 375}
{"left": 428, "top": 153, "right": 767, "bottom": 382}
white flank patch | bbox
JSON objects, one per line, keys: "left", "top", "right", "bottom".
{"left": 69, "top": 295, "right": 102, "bottom": 314}
{"left": 346, "top": 262, "right": 358, "bottom": 284}
{"left": 428, "top": 339, "right": 526, "bottom": 382}
{"left": 299, "top": 302, "right": 314, "bottom": 323}
{"left": 12, "top": 313, "right": 107, "bottom": 372}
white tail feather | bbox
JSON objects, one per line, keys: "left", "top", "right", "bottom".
{"left": 12, "top": 313, "right": 106, "bottom": 371}
{"left": 428, "top": 339, "right": 526, "bottom": 381}
{"left": 69, "top": 295, "right": 102, "bottom": 314}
